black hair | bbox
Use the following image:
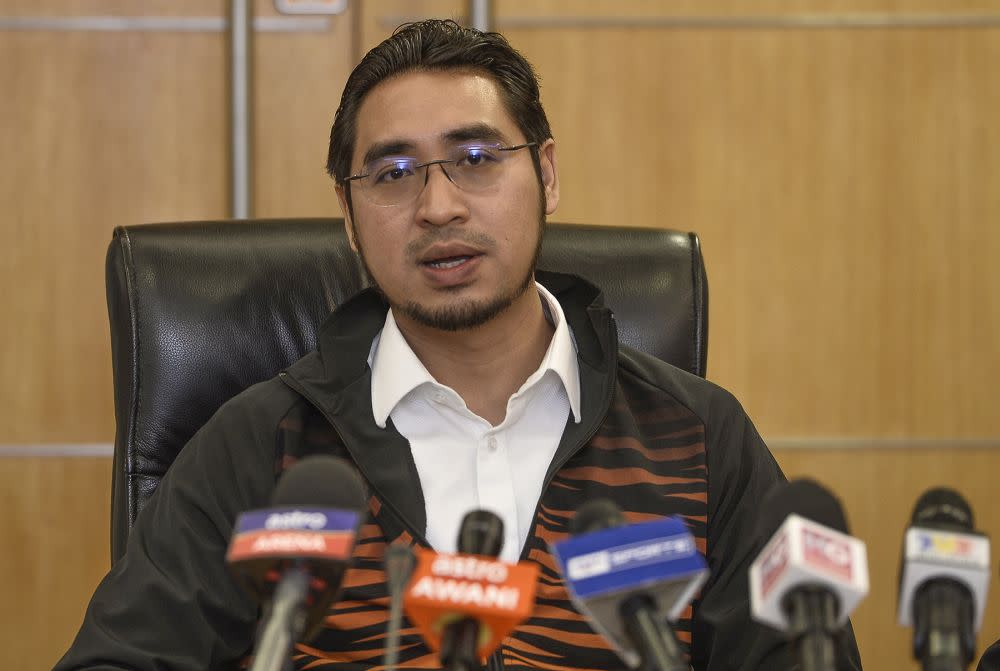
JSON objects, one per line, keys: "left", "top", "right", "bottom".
{"left": 326, "top": 19, "right": 552, "bottom": 185}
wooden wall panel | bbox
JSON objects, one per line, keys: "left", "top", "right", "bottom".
{"left": 0, "top": 14, "right": 229, "bottom": 443}
{"left": 252, "top": 0, "right": 355, "bottom": 218}
{"left": 494, "top": 0, "right": 1000, "bottom": 16}
{"left": 364, "top": 0, "right": 1000, "bottom": 34}
{"left": 505, "top": 26, "right": 1000, "bottom": 439}
{"left": 1, "top": 458, "right": 110, "bottom": 670}
{"left": 0, "top": 1, "right": 224, "bottom": 16}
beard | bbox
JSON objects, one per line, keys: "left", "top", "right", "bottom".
{"left": 350, "top": 198, "right": 546, "bottom": 332}
{"left": 399, "top": 277, "right": 534, "bottom": 331}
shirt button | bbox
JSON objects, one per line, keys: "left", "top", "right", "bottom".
{"left": 433, "top": 392, "right": 446, "bottom": 404}
{"left": 487, "top": 437, "right": 498, "bottom": 451}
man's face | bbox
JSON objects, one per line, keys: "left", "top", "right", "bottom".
{"left": 336, "top": 70, "right": 559, "bottom": 332}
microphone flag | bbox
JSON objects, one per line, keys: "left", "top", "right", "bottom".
{"left": 403, "top": 548, "right": 539, "bottom": 661}
{"left": 749, "top": 513, "right": 868, "bottom": 631}
{"left": 551, "top": 515, "right": 708, "bottom": 667}
{"left": 227, "top": 507, "right": 361, "bottom": 565}
{"left": 897, "top": 526, "right": 990, "bottom": 630}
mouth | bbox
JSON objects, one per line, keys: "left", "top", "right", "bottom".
{"left": 423, "top": 255, "right": 477, "bottom": 269}
{"left": 417, "top": 244, "right": 485, "bottom": 286}
{"left": 418, "top": 243, "right": 484, "bottom": 269}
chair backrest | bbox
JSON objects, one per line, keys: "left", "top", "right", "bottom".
{"left": 106, "top": 219, "right": 708, "bottom": 562}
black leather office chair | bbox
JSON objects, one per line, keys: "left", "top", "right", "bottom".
{"left": 105, "top": 219, "right": 708, "bottom": 563}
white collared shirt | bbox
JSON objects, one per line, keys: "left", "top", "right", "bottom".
{"left": 368, "top": 282, "right": 581, "bottom": 562}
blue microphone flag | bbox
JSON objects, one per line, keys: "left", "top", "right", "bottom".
{"left": 551, "top": 516, "right": 708, "bottom": 667}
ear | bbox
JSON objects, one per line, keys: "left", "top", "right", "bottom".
{"left": 537, "top": 139, "right": 560, "bottom": 215}
{"left": 335, "top": 184, "right": 358, "bottom": 252}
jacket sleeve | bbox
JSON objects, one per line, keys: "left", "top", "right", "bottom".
{"left": 689, "top": 389, "right": 863, "bottom": 671}
{"left": 54, "top": 386, "right": 286, "bottom": 671}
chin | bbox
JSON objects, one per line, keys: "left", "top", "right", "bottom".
{"left": 397, "top": 281, "right": 534, "bottom": 332}
{"left": 398, "top": 297, "right": 509, "bottom": 332}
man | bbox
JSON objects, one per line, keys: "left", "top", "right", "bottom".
{"left": 58, "top": 19, "right": 862, "bottom": 671}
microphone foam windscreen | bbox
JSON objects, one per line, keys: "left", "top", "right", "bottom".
{"left": 977, "top": 639, "right": 1000, "bottom": 671}
{"left": 910, "top": 487, "right": 974, "bottom": 530}
{"left": 569, "top": 499, "right": 627, "bottom": 536}
{"left": 757, "top": 479, "right": 849, "bottom": 538}
{"left": 271, "top": 455, "right": 367, "bottom": 511}
{"left": 457, "top": 509, "right": 505, "bottom": 556}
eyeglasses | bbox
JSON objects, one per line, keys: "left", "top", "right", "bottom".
{"left": 344, "top": 142, "right": 537, "bottom": 207}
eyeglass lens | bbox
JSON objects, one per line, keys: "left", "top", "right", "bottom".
{"left": 352, "top": 143, "right": 531, "bottom": 206}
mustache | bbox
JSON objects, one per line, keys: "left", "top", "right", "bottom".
{"left": 405, "top": 228, "right": 497, "bottom": 260}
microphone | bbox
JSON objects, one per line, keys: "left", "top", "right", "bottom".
{"left": 382, "top": 543, "right": 416, "bottom": 671}
{"left": 897, "top": 487, "right": 991, "bottom": 671}
{"left": 977, "top": 639, "right": 1000, "bottom": 671}
{"left": 404, "top": 510, "right": 539, "bottom": 671}
{"left": 749, "top": 479, "right": 869, "bottom": 671}
{"left": 226, "top": 455, "right": 367, "bottom": 671}
{"left": 551, "top": 499, "right": 708, "bottom": 671}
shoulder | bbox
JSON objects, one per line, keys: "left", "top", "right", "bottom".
{"left": 613, "top": 345, "right": 776, "bottom": 489}
{"left": 197, "top": 374, "right": 305, "bottom": 441}
{"left": 615, "top": 345, "right": 749, "bottom": 427}
{"left": 169, "top": 373, "right": 314, "bottom": 504}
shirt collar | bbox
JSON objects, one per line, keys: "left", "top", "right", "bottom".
{"left": 369, "top": 281, "right": 582, "bottom": 428}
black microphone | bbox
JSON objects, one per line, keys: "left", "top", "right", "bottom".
{"left": 749, "top": 480, "right": 869, "bottom": 671}
{"left": 898, "top": 488, "right": 991, "bottom": 671}
{"left": 555, "top": 499, "right": 706, "bottom": 671}
{"left": 439, "top": 510, "right": 506, "bottom": 671}
{"left": 226, "top": 456, "right": 367, "bottom": 671}
{"left": 382, "top": 543, "right": 416, "bottom": 671}
{"left": 977, "top": 639, "right": 1000, "bottom": 671}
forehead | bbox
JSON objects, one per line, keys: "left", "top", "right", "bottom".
{"left": 352, "top": 70, "right": 522, "bottom": 157}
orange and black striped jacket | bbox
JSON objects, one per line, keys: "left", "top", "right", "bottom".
{"left": 56, "top": 273, "right": 862, "bottom": 671}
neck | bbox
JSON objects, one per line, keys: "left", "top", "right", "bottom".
{"left": 394, "top": 284, "right": 554, "bottom": 426}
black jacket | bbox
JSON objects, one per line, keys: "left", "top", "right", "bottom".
{"left": 57, "top": 272, "right": 862, "bottom": 670}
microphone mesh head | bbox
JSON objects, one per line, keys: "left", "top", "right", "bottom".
{"left": 457, "top": 510, "right": 505, "bottom": 557}
{"left": 569, "top": 499, "right": 626, "bottom": 536}
{"left": 910, "top": 487, "right": 974, "bottom": 531}
{"left": 757, "top": 479, "right": 849, "bottom": 539}
{"left": 271, "top": 455, "right": 367, "bottom": 511}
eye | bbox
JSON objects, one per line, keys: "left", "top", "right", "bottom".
{"left": 457, "top": 146, "right": 499, "bottom": 169}
{"left": 373, "top": 160, "right": 416, "bottom": 184}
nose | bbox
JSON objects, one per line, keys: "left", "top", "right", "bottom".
{"left": 414, "top": 162, "right": 468, "bottom": 227}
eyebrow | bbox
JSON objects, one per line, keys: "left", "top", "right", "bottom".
{"left": 358, "top": 123, "right": 511, "bottom": 169}
{"left": 359, "top": 141, "right": 415, "bottom": 172}
{"left": 443, "top": 123, "right": 508, "bottom": 145}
